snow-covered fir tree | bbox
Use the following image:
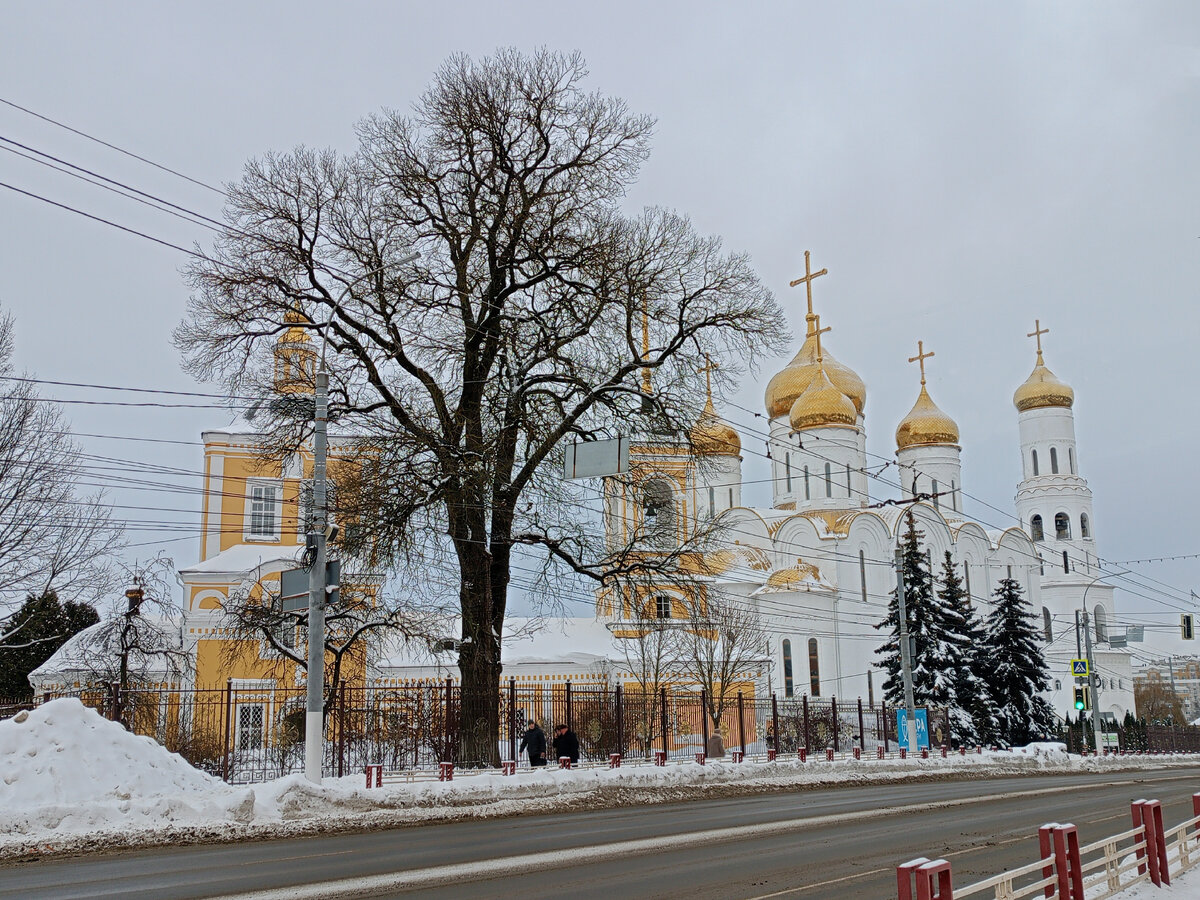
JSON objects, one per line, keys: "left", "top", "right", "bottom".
{"left": 875, "top": 512, "right": 945, "bottom": 706}
{"left": 935, "top": 552, "right": 998, "bottom": 746}
{"left": 982, "top": 576, "right": 1058, "bottom": 746}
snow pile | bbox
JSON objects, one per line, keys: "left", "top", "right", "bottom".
{"left": 1011, "top": 741, "right": 1069, "bottom": 760}
{"left": 0, "top": 699, "right": 254, "bottom": 837}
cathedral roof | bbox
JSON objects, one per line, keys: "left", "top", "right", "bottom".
{"left": 1013, "top": 352, "right": 1074, "bottom": 412}
{"left": 690, "top": 396, "right": 741, "bottom": 456}
{"left": 896, "top": 384, "right": 960, "bottom": 450}
{"left": 788, "top": 365, "right": 858, "bottom": 431}
{"left": 765, "top": 329, "right": 866, "bottom": 420}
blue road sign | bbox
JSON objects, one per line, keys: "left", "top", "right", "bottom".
{"left": 897, "top": 708, "right": 930, "bottom": 751}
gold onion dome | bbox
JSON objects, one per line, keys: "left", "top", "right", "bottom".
{"left": 788, "top": 366, "right": 857, "bottom": 431}
{"left": 896, "top": 384, "right": 960, "bottom": 450}
{"left": 690, "top": 396, "right": 741, "bottom": 456}
{"left": 1013, "top": 352, "right": 1074, "bottom": 412}
{"left": 765, "top": 330, "right": 866, "bottom": 420}
{"left": 279, "top": 308, "right": 312, "bottom": 346}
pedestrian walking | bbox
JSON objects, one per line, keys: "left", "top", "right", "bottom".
{"left": 519, "top": 721, "right": 547, "bottom": 767}
{"left": 552, "top": 723, "right": 580, "bottom": 764}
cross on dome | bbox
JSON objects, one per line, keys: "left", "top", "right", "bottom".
{"left": 812, "top": 315, "right": 832, "bottom": 364}
{"left": 697, "top": 353, "right": 719, "bottom": 400}
{"left": 1028, "top": 319, "right": 1050, "bottom": 363}
{"left": 908, "top": 340, "right": 934, "bottom": 386}
{"left": 788, "top": 250, "right": 828, "bottom": 337}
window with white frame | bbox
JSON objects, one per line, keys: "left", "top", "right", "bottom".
{"left": 237, "top": 704, "right": 266, "bottom": 751}
{"left": 247, "top": 481, "right": 280, "bottom": 540}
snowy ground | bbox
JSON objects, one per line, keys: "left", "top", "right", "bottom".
{"left": 3, "top": 698, "right": 1200, "bottom": 873}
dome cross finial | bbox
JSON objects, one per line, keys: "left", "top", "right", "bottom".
{"left": 698, "top": 353, "right": 719, "bottom": 400}
{"left": 788, "top": 250, "right": 828, "bottom": 337}
{"left": 812, "top": 314, "right": 832, "bottom": 364}
{"left": 1028, "top": 319, "right": 1049, "bottom": 364}
{"left": 908, "top": 340, "right": 934, "bottom": 386}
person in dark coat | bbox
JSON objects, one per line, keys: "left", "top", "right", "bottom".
{"left": 552, "top": 723, "right": 580, "bottom": 764}
{"left": 519, "top": 721, "right": 546, "bottom": 767}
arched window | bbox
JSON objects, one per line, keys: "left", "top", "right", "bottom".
{"left": 655, "top": 594, "right": 672, "bottom": 619}
{"left": 785, "top": 453, "right": 792, "bottom": 492}
{"left": 782, "top": 639, "right": 794, "bottom": 698}
{"left": 1032, "top": 449, "right": 1039, "bottom": 476}
{"left": 1055, "top": 512, "right": 1071, "bottom": 541}
{"left": 641, "top": 479, "right": 676, "bottom": 548}
{"left": 1050, "top": 447, "right": 1059, "bottom": 474}
{"left": 845, "top": 463, "right": 852, "bottom": 498}
{"left": 1069, "top": 447, "right": 1076, "bottom": 474}
{"left": 808, "top": 638, "right": 821, "bottom": 696}
{"left": 859, "top": 550, "right": 868, "bottom": 603}
{"left": 804, "top": 466, "right": 810, "bottom": 500}
{"left": 932, "top": 478, "right": 940, "bottom": 509}
{"left": 951, "top": 480, "right": 957, "bottom": 512}
{"left": 824, "top": 462, "right": 832, "bottom": 498}
{"left": 963, "top": 563, "right": 972, "bottom": 605}
{"left": 1080, "top": 513, "right": 1090, "bottom": 539}
{"left": 1043, "top": 607, "right": 1053, "bottom": 642}
{"left": 1030, "top": 514, "right": 1044, "bottom": 542}
{"left": 1055, "top": 679, "right": 1061, "bottom": 691}
{"left": 1094, "top": 605, "right": 1108, "bottom": 643}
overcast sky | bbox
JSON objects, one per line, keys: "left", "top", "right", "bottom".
{"left": 1, "top": 3, "right": 1197, "bottom": 658}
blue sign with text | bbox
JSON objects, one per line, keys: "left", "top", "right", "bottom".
{"left": 896, "top": 708, "right": 930, "bottom": 751}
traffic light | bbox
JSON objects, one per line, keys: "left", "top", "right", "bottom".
{"left": 1074, "top": 686, "right": 1085, "bottom": 710}
{"left": 1182, "top": 614, "right": 1194, "bottom": 641}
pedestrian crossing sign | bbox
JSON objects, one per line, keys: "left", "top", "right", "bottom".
{"left": 1071, "top": 659, "right": 1089, "bottom": 677}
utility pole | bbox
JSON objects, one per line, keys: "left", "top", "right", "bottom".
{"left": 1168, "top": 655, "right": 1180, "bottom": 723}
{"left": 304, "top": 368, "right": 329, "bottom": 783}
{"left": 1081, "top": 608, "right": 1102, "bottom": 753}
{"left": 895, "top": 546, "right": 919, "bottom": 753}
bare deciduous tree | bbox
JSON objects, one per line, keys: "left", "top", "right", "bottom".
{"left": 176, "top": 49, "right": 785, "bottom": 764}
{"left": 0, "top": 309, "right": 123, "bottom": 642}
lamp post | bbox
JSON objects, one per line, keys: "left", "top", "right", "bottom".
{"left": 1078, "top": 569, "right": 1128, "bottom": 755}
{"left": 304, "top": 254, "right": 417, "bottom": 784}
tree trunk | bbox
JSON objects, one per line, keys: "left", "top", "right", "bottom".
{"left": 455, "top": 539, "right": 504, "bottom": 767}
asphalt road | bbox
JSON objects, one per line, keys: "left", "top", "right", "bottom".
{"left": 3, "top": 768, "right": 1198, "bottom": 900}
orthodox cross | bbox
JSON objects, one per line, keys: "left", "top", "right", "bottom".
{"left": 908, "top": 340, "right": 934, "bottom": 386}
{"left": 788, "top": 250, "right": 828, "bottom": 334}
{"left": 1027, "top": 319, "right": 1049, "bottom": 362}
{"left": 697, "top": 353, "right": 719, "bottom": 400}
{"left": 812, "top": 315, "right": 832, "bottom": 364}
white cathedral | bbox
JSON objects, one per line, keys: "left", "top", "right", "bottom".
{"left": 594, "top": 254, "right": 1134, "bottom": 727}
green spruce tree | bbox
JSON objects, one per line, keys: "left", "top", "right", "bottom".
{"left": 875, "top": 511, "right": 939, "bottom": 706}
{"left": 981, "top": 576, "right": 1058, "bottom": 746}
{"left": 934, "top": 551, "right": 998, "bottom": 746}
{"left": 0, "top": 591, "right": 99, "bottom": 697}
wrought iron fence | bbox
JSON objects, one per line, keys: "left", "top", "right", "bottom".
{"left": 7, "top": 682, "right": 949, "bottom": 783}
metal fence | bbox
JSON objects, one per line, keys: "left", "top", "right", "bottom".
{"left": 7, "top": 682, "right": 949, "bottom": 783}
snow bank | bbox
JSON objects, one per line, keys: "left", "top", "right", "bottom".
{"left": 3, "top": 698, "right": 1199, "bottom": 860}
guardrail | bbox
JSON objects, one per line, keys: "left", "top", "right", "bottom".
{"left": 897, "top": 793, "right": 1200, "bottom": 898}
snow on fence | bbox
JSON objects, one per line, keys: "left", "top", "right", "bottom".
{"left": 895, "top": 794, "right": 1200, "bottom": 898}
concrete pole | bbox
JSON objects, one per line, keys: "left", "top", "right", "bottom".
{"left": 1168, "top": 655, "right": 1180, "bottom": 723}
{"left": 304, "top": 369, "right": 329, "bottom": 783}
{"left": 1082, "top": 609, "right": 1101, "bottom": 753}
{"left": 895, "top": 546, "right": 919, "bottom": 753}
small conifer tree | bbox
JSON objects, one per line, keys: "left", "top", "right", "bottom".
{"left": 875, "top": 511, "right": 939, "bottom": 706}
{"left": 982, "top": 576, "right": 1058, "bottom": 746}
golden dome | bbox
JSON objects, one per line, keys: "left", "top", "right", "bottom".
{"left": 896, "top": 384, "right": 960, "bottom": 450}
{"left": 1013, "top": 352, "right": 1074, "bottom": 412}
{"left": 690, "top": 396, "right": 741, "bottom": 456}
{"left": 765, "top": 329, "right": 866, "bottom": 420}
{"left": 788, "top": 365, "right": 857, "bottom": 431}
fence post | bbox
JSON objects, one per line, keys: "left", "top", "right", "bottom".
{"left": 566, "top": 680, "right": 573, "bottom": 733}
{"left": 883, "top": 700, "right": 890, "bottom": 753}
{"left": 896, "top": 857, "right": 930, "bottom": 900}
{"left": 944, "top": 706, "right": 952, "bottom": 749}
{"left": 444, "top": 676, "right": 453, "bottom": 763}
{"left": 831, "top": 696, "right": 839, "bottom": 752}
{"left": 222, "top": 678, "right": 233, "bottom": 783}
{"left": 1038, "top": 824, "right": 1056, "bottom": 899}
{"left": 1052, "top": 824, "right": 1084, "bottom": 899}
{"left": 660, "top": 687, "right": 669, "bottom": 759}
{"left": 803, "top": 694, "right": 810, "bottom": 751}
{"left": 737, "top": 691, "right": 746, "bottom": 754}
{"left": 508, "top": 678, "right": 517, "bottom": 765}
{"left": 700, "top": 688, "right": 709, "bottom": 753}
{"left": 857, "top": 697, "right": 865, "bottom": 752}
{"left": 615, "top": 683, "right": 624, "bottom": 759}
{"left": 337, "top": 679, "right": 346, "bottom": 779}
{"left": 772, "top": 693, "right": 780, "bottom": 758}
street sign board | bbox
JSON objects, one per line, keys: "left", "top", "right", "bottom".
{"left": 563, "top": 437, "right": 630, "bottom": 480}
{"left": 1070, "top": 659, "right": 1089, "bottom": 677}
{"left": 896, "top": 708, "right": 930, "bottom": 751}
{"left": 1126, "top": 626, "right": 1144, "bottom": 643}
{"left": 279, "top": 561, "right": 341, "bottom": 614}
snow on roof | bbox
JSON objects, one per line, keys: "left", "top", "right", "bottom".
{"left": 29, "top": 617, "right": 179, "bottom": 684}
{"left": 179, "top": 544, "right": 303, "bottom": 578}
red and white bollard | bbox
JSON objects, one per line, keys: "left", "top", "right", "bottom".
{"left": 501, "top": 760, "right": 516, "bottom": 776}
{"left": 921, "top": 749, "right": 930, "bottom": 760}
{"left": 731, "top": 749, "right": 744, "bottom": 763}
{"left": 959, "top": 747, "right": 966, "bottom": 756}
{"left": 559, "top": 756, "right": 572, "bottom": 769}
{"left": 853, "top": 747, "right": 861, "bottom": 760}
{"left": 798, "top": 748, "right": 807, "bottom": 762}
{"left": 940, "top": 746, "right": 947, "bottom": 759}
{"left": 654, "top": 749, "right": 667, "bottom": 766}
{"left": 976, "top": 746, "right": 983, "bottom": 755}
{"left": 900, "top": 748, "right": 907, "bottom": 760}
{"left": 767, "top": 748, "right": 776, "bottom": 762}
{"left": 695, "top": 752, "right": 705, "bottom": 766}
{"left": 609, "top": 753, "right": 621, "bottom": 769}
{"left": 877, "top": 746, "right": 885, "bottom": 760}
{"left": 826, "top": 748, "right": 834, "bottom": 762}
{"left": 365, "top": 764, "right": 382, "bottom": 788}
{"left": 438, "top": 762, "right": 454, "bottom": 782}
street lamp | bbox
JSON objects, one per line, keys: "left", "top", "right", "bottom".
{"left": 1078, "top": 569, "right": 1129, "bottom": 755}
{"left": 304, "top": 252, "right": 418, "bottom": 783}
